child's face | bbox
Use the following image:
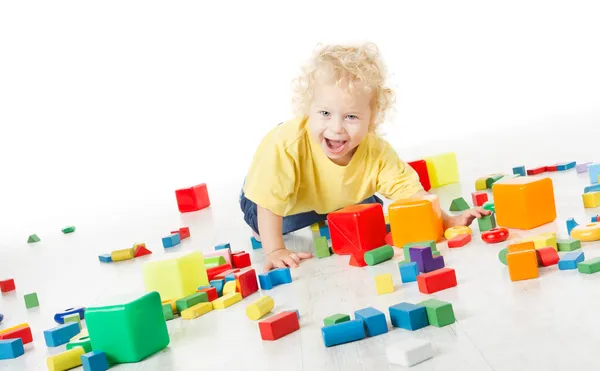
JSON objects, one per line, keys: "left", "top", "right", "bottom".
{"left": 308, "top": 80, "right": 373, "bottom": 166}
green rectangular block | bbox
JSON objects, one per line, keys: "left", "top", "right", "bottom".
{"left": 24, "top": 292, "right": 39, "bottom": 309}
{"left": 419, "top": 298, "right": 455, "bottom": 327}
{"left": 477, "top": 214, "right": 496, "bottom": 232}
{"left": 314, "top": 236, "right": 331, "bottom": 258}
{"left": 64, "top": 313, "right": 82, "bottom": 330}
{"left": 66, "top": 336, "right": 92, "bottom": 353}
{"left": 62, "top": 226, "right": 76, "bottom": 234}
{"left": 162, "top": 303, "right": 174, "bottom": 321}
{"left": 486, "top": 174, "right": 504, "bottom": 188}
{"left": 323, "top": 313, "right": 350, "bottom": 326}
{"left": 403, "top": 240, "right": 437, "bottom": 261}
{"left": 85, "top": 291, "right": 170, "bottom": 364}
{"left": 175, "top": 292, "right": 208, "bottom": 313}
{"left": 557, "top": 239, "right": 581, "bottom": 252}
{"left": 578, "top": 257, "right": 600, "bottom": 274}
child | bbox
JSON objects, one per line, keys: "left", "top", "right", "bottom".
{"left": 240, "top": 42, "right": 490, "bottom": 271}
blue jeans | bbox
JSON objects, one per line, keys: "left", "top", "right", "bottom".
{"left": 239, "top": 187, "right": 384, "bottom": 235}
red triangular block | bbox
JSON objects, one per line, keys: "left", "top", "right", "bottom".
{"left": 134, "top": 245, "right": 153, "bottom": 257}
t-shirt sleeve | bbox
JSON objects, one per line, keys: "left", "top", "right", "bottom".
{"left": 376, "top": 142, "right": 424, "bottom": 200}
{"left": 242, "top": 130, "right": 298, "bottom": 216}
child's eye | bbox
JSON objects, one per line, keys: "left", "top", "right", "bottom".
{"left": 346, "top": 114, "right": 358, "bottom": 120}
{"left": 319, "top": 111, "right": 331, "bottom": 117}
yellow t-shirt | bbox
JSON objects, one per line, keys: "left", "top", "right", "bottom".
{"left": 243, "top": 116, "right": 424, "bottom": 216}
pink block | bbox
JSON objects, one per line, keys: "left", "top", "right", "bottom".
{"left": 204, "top": 248, "right": 232, "bottom": 267}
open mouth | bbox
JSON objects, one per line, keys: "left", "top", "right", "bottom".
{"left": 325, "top": 138, "right": 347, "bottom": 154}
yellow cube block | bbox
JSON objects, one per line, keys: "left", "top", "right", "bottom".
{"left": 246, "top": 296, "right": 274, "bottom": 320}
{"left": 583, "top": 192, "right": 600, "bottom": 208}
{"left": 213, "top": 293, "right": 242, "bottom": 309}
{"left": 223, "top": 280, "right": 237, "bottom": 295}
{"left": 424, "top": 152, "right": 459, "bottom": 188}
{"left": 142, "top": 251, "right": 208, "bottom": 300}
{"left": 389, "top": 194, "right": 443, "bottom": 248}
{"left": 47, "top": 347, "right": 85, "bottom": 371}
{"left": 475, "top": 177, "right": 488, "bottom": 191}
{"left": 181, "top": 302, "right": 213, "bottom": 319}
{"left": 374, "top": 273, "right": 394, "bottom": 295}
{"left": 111, "top": 248, "right": 134, "bottom": 262}
{"left": 521, "top": 232, "right": 557, "bottom": 251}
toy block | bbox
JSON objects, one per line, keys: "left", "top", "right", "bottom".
{"left": 81, "top": 351, "right": 109, "bottom": 371}
{"left": 593, "top": 216, "right": 600, "bottom": 222}
{"left": 583, "top": 191, "right": 600, "bottom": 208}
{"left": 175, "top": 183, "right": 210, "bottom": 213}
{"left": 258, "top": 273, "right": 273, "bottom": 290}
{"left": 0, "top": 324, "right": 33, "bottom": 344}
{"left": 324, "top": 313, "right": 350, "bottom": 326}
{"left": 311, "top": 221, "right": 326, "bottom": 233}
{"left": 320, "top": 225, "right": 331, "bottom": 240}
{"left": 205, "top": 250, "right": 233, "bottom": 269}
{"left": 449, "top": 197, "right": 470, "bottom": 211}
{"left": 577, "top": 162, "right": 592, "bottom": 173}
{"left": 390, "top": 195, "right": 443, "bottom": 249}
{"left": 513, "top": 166, "right": 526, "bottom": 176}
{"left": 444, "top": 226, "right": 472, "bottom": 240}
{"left": 174, "top": 227, "right": 190, "bottom": 240}
{"left": 66, "top": 334, "right": 92, "bottom": 353}
{"left": 571, "top": 222, "right": 600, "bottom": 242}
{"left": 212, "top": 293, "right": 242, "bottom": 309}
{"left": 327, "top": 203, "right": 387, "bottom": 266}
{"left": 507, "top": 241, "right": 535, "bottom": 253}
{"left": 46, "top": 347, "right": 85, "bottom": 371}
{"left": 215, "top": 243, "right": 231, "bottom": 251}
{"left": 204, "top": 256, "right": 226, "bottom": 268}
{"left": 210, "top": 279, "right": 225, "bottom": 296}
{"left": 567, "top": 218, "right": 579, "bottom": 235}
{"left": 389, "top": 302, "right": 428, "bottom": 330}
{"left": 486, "top": 174, "right": 504, "bottom": 188}
{"left": 259, "top": 267, "right": 293, "bottom": 289}
{"left": 584, "top": 184, "right": 600, "bottom": 193}
{"left": 162, "top": 233, "right": 180, "bottom": 248}
{"left": 111, "top": 248, "right": 134, "bottom": 262}
{"left": 475, "top": 177, "right": 488, "bottom": 190}
{"left": 85, "top": 292, "right": 169, "bottom": 364}
{"left": 321, "top": 319, "right": 366, "bottom": 347}
{"left": 408, "top": 159, "right": 432, "bottom": 191}
{"left": 27, "top": 234, "right": 40, "bottom": 243}
{"left": 214, "top": 268, "right": 240, "bottom": 281}
{"left": 222, "top": 280, "right": 237, "bottom": 295}
{"left": 521, "top": 232, "right": 557, "bottom": 251}
{"left": 471, "top": 191, "right": 488, "bottom": 207}
{"left": 399, "top": 261, "right": 419, "bottom": 282}
{"left": 24, "top": 292, "right": 39, "bottom": 308}
{"left": 181, "top": 302, "right": 213, "bottom": 319}
{"left": 235, "top": 269, "right": 259, "bottom": 298}
{"left": 498, "top": 248, "right": 508, "bottom": 265}
{"left": 224, "top": 274, "right": 236, "bottom": 283}
{"left": 176, "top": 292, "right": 208, "bottom": 313}
{"left": 162, "top": 303, "right": 174, "bottom": 321}
{"left": 64, "top": 313, "right": 82, "bottom": 330}
{"left": 44, "top": 322, "right": 81, "bottom": 347}
{"left": 246, "top": 296, "right": 274, "bottom": 320}
{"left": 419, "top": 298, "right": 455, "bottom": 327}
{"left": 386, "top": 339, "right": 433, "bottom": 367}
{"left": 314, "top": 236, "right": 331, "bottom": 258}
{"left": 54, "top": 307, "right": 86, "bottom": 324}
{"left": 402, "top": 240, "right": 437, "bottom": 261}
{"left": 507, "top": 250, "right": 539, "bottom": 281}
{"left": 589, "top": 164, "right": 600, "bottom": 184}
{"left": 232, "top": 252, "right": 251, "bottom": 268}
{"left": 558, "top": 251, "right": 585, "bottom": 270}
{"left": 134, "top": 244, "right": 152, "bottom": 257}
{"left": 143, "top": 251, "right": 209, "bottom": 299}
{"left": 385, "top": 232, "right": 394, "bottom": 246}
{"left": 527, "top": 166, "right": 546, "bottom": 175}
{"left": 364, "top": 245, "right": 394, "bottom": 266}
{"left": 482, "top": 227, "right": 509, "bottom": 244}
{"left": 578, "top": 257, "right": 600, "bottom": 274}
{"left": 197, "top": 287, "right": 218, "bottom": 302}
{"left": 423, "top": 152, "right": 459, "bottom": 188}
{"left": 557, "top": 238, "right": 581, "bottom": 252}
{"left": 556, "top": 162, "right": 576, "bottom": 171}
{"left": 62, "top": 225, "right": 76, "bottom": 234}
{"left": 483, "top": 201, "right": 495, "bottom": 212}
{"left": 492, "top": 176, "right": 556, "bottom": 229}
{"left": 98, "top": 254, "right": 112, "bottom": 263}
{"left": 448, "top": 234, "right": 471, "bottom": 248}
{"left": 259, "top": 311, "right": 300, "bottom": 341}
{"left": 250, "top": 236, "right": 262, "bottom": 250}
{"left": 0, "top": 338, "right": 24, "bottom": 360}
{"left": 546, "top": 164, "right": 558, "bottom": 172}
{"left": 0, "top": 278, "right": 16, "bottom": 293}
{"left": 477, "top": 214, "right": 496, "bottom": 232}
{"left": 374, "top": 273, "right": 394, "bottom": 295}
{"left": 162, "top": 298, "right": 177, "bottom": 315}
{"left": 409, "top": 246, "right": 444, "bottom": 273}
{"left": 417, "top": 267, "right": 457, "bottom": 294}
{"left": 536, "top": 247, "right": 559, "bottom": 267}
{"left": 354, "top": 307, "right": 388, "bottom": 337}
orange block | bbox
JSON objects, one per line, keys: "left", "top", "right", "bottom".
{"left": 507, "top": 241, "right": 535, "bottom": 253}
{"left": 507, "top": 250, "right": 539, "bottom": 281}
{"left": 492, "top": 176, "right": 556, "bottom": 230}
{"left": 389, "top": 194, "right": 443, "bottom": 248}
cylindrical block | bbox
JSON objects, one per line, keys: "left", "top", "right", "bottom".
{"left": 111, "top": 248, "right": 134, "bottom": 262}
{"left": 246, "top": 296, "right": 274, "bottom": 320}
{"left": 204, "top": 256, "right": 226, "bottom": 268}
{"left": 223, "top": 281, "right": 237, "bottom": 295}
{"left": 364, "top": 245, "right": 394, "bottom": 266}
{"left": 389, "top": 195, "right": 443, "bottom": 248}
{"left": 46, "top": 346, "right": 84, "bottom": 371}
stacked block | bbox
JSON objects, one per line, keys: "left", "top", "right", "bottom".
{"left": 205, "top": 248, "right": 233, "bottom": 267}
{"left": 521, "top": 232, "right": 557, "bottom": 251}
{"left": 409, "top": 246, "right": 444, "bottom": 273}
{"left": 402, "top": 240, "right": 438, "bottom": 261}
{"left": 448, "top": 234, "right": 472, "bottom": 248}
{"left": 354, "top": 307, "right": 388, "bottom": 337}
{"left": 423, "top": 152, "right": 459, "bottom": 188}
{"left": 204, "top": 256, "right": 226, "bottom": 268}
{"left": 175, "top": 183, "right": 210, "bottom": 213}
{"left": 578, "top": 257, "right": 600, "bottom": 274}
{"left": 399, "top": 261, "right": 419, "bottom": 283}
{"left": 44, "top": 322, "right": 81, "bottom": 347}
{"left": 374, "top": 273, "right": 394, "bottom": 295}
{"left": 417, "top": 268, "right": 457, "bottom": 294}
{"left": 54, "top": 307, "right": 85, "bottom": 324}
{"left": 0, "top": 338, "right": 24, "bottom": 360}
{"left": 176, "top": 292, "right": 208, "bottom": 313}
{"left": 584, "top": 184, "right": 600, "bottom": 193}
{"left": 419, "top": 299, "right": 455, "bottom": 327}
{"left": 64, "top": 313, "right": 82, "bottom": 330}
{"left": 324, "top": 313, "right": 350, "bottom": 326}
{"left": 507, "top": 249, "right": 538, "bottom": 281}
{"left": 321, "top": 319, "right": 366, "bottom": 347}
{"left": 231, "top": 252, "right": 251, "bottom": 268}
{"left": 389, "top": 195, "right": 443, "bottom": 248}
{"left": 46, "top": 347, "right": 85, "bottom": 371}
{"left": 142, "top": 251, "right": 208, "bottom": 300}
{"left": 314, "top": 236, "right": 331, "bottom": 258}
{"left": 81, "top": 351, "right": 109, "bottom": 371}
{"left": 222, "top": 281, "right": 236, "bottom": 295}
{"left": 259, "top": 311, "right": 300, "bottom": 341}
{"left": 407, "top": 159, "right": 432, "bottom": 191}
{"left": 389, "top": 303, "right": 428, "bottom": 330}
{"left": 444, "top": 226, "right": 471, "bottom": 240}
{"left": 197, "top": 287, "right": 218, "bottom": 301}
{"left": 246, "top": 296, "right": 274, "bottom": 320}
{"left": 258, "top": 267, "right": 292, "bottom": 290}
{"left": 210, "top": 279, "right": 225, "bottom": 296}
{"left": 558, "top": 251, "right": 585, "bottom": 270}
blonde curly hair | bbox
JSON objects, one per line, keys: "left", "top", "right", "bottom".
{"left": 292, "top": 42, "right": 395, "bottom": 132}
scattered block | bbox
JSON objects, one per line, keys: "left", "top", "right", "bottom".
{"left": 399, "top": 261, "right": 419, "bottom": 283}
{"left": 498, "top": 248, "right": 508, "bottom": 265}
{"left": 176, "top": 292, "right": 208, "bottom": 313}
{"left": 556, "top": 162, "right": 576, "bottom": 171}
{"left": 409, "top": 246, "right": 444, "bottom": 273}
{"left": 557, "top": 238, "right": 581, "bottom": 252}
{"left": 224, "top": 273, "right": 236, "bottom": 283}
{"left": 583, "top": 191, "right": 600, "bottom": 208}
{"left": 559, "top": 251, "right": 585, "bottom": 270}
{"left": 133, "top": 244, "right": 152, "bottom": 257}
{"left": 0, "top": 278, "right": 16, "bottom": 293}
{"left": 204, "top": 249, "right": 233, "bottom": 268}
{"left": 589, "top": 164, "right": 600, "bottom": 184}
{"left": 448, "top": 234, "right": 471, "bottom": 248}
{"left": 507, "top": 241, "right": 535, "bottom": 253}
{"left": 584, "top": 184, "right": 600, "bottom": 193}
{"left": 111, "top": 248, "right": 134, "bottom": 262}
{"left": 81, "top": 351, "right": 109, "bottom": 371}
{"left": 374, "top": 273, "right": 394, "bottom": 295}
{"left": 44, "top": 322, "right": 81, "bottom": 347}
{"left": 197, "top": 287, "right": 218, "bottom": 302}
{"left": 389, "top": 302, "right": 428, "bottom": 330}
{"left": 181, "top": 302, "right": 213, "bottom": 319}
{"left": 0, "top": 338, "right": 24, "bottom": 360}
{"left": 386, "top": 339, "right": 434, "bottom": 367}
{"left": 162, "top": 303, "right": 174, "bottom": 321}
{"left": 259, "top": 311, "right": 300, "bottom": 341}
{"left": 354, "top": 307, "right": 388, "bottom": 337}
{"left": 215, "top": 243, "right": 231, "bottom": 250}
{"left": 471, "top": 191, "right": 488, "bottom": 207}
{"left": 24, "top": 292, "right": 39, "bottom": 309}
{"left": 173, "top": 227, "right": 190, "bottom": 240}
{"left": 235, "top": 269, "right": 259, "bottom": 298}
{"left": 321, "top": 319, "right": 366, "bottom": 347}
{"left": 477, "top": 214, "right": 497, "bottom": 232}
{"left": 142, "top": 251, "right": 209, "bottom": 300}
{"left": 577, "top": 162, "right": 592, "bottom": 173}
{"left": 578, "top": 257, "right": 600, "bottom": 274}
{"left": 323, "top": 313, "right": 350, "bottom": 326}
{"left": 27, "top": 234, "right": 40, "bottom": 243}
{"left": 527, "top": 166, "right": 546, "bottom": 175}
{"left": 258, "top": 267, "right": 292, "bottom": 290}
{"left": 162, "top": 233, "right": 181, "bottom": 248}
{"left": 246, "top": 296, "right": 274, "bottom": 320}
{"left": 536, "top": 247, "right": 559, "bottom": 267}
{"left": 250, "top": 237, "right": 262, "bottom": 250}
{"left": 0, "top": 324, "right": 33, "bottom": 344}
{"left": 364, "top": 245, "right": 394, "bottom": 266}
{"left": 521, "top": 232, "right": 557, "bottom": 251}
{"left": 507, "top": 250, "right": 539, "bottom": 281}
{"left": 424, "top": 152, "right": 459, "bottom": 188}
{"left": 408, "top": 159, "right": 432, "bottom": 191}
{"left": 175, "top": 183, "right": 210, "bottom": 213}
{"left": 481, "top": 227, "right": 509, "bottom": 244}
{"left": 212, "top": 293, "right": 242, "bottom": 309}
{"left": 46, "top": 347, "right": 85, "bottom": 371}
{"left": 98, "top": 254, "right": 112, "bottom": 263}
{"left": 314, "top": 236, "right": 331, "bottom": 258}
{"left": 475, "top": 176, "right": 488, "bottom": 190}
{"left": 402, "top": 240, "right": 437, "bottom": 261}
{"left": 546, "top": 164, "right": 558, "bottom": 172}
{"left": 486, "top": 174, "right": 504, "bottom": 188}
{"left": 54, "top": 307, "right": 85, "bottom": 324}
{"left": 63, "top": 313, "right": 82, "bottom": 330}
{"left": 62, "top": 226, "right": 76, "bottom": 234}
{"left": 449, "top": 197, "right": 470, "bottom": 211}
{"left": 417, "top": 267, "right": 457, "bottom": 294}
{"left": 390, "top": 195, "right": 443, "bottom": 249}
{"left": 419, "top": 299, "right": 455, "bottom": 327}
{"left": 513, "top": 166, "right": 526, "bottom": 177}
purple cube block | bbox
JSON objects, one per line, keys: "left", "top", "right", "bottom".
{"left": 423, "top": 255, "right": 445, "bottom": 273}
{"left": 577, "top": 162, "right": 592, "bottom": 173}
{"left": 409, "top": 247, "right": 433, "bottom": 273}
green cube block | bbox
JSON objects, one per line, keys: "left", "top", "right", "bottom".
{"left": 64, "top": 313, "right": 82, "bottom": 329}
{"left": 162, "top": 303, "right": 174, "bottom": 321}
{"left": 419, "top": 298, "right": 455, "bottom": 327}
{"left": 477, "top": 214, "right": 496, "bottom": 232}
{"left": 204, "top": 256, "right": 226, "bottom": 269}
{"left": 24, "top": 292, "right": 39, "bottom": 309}
{"left": 85, "top": 291, "right": 170, "bottom": 364}
{"left": 66, "top": 336, "right": 92, "bottom": 353}
{"left": 557, "top": 239, "right": 581, "bottom": 252}
{"left": 403, "top": 240, "right": 437, "bottom": 261}
{"left": 323, "top": 313, "right": 350, "bottom": 326}
{"left": 314, "top": 236, "right": 331, "bottom": 258}
{"left": 176, "top": 292, "right": 208, "bottom": 313}
{"left": 62, "top": 226, "right": 76, "bottom": 234}
{"left": 578, "top": 257, "right": 600, "bottom": 274}
{"left": 449, "top": 197, "right": 470, "bottom": 212}
{"left": 364, "top": 245, "right": 394, "bottom": 266}
{"left": 483, "top": 202, "right": 495, "bottom": 212}
{"left": 27, "top": 234, "right": 40, "bottom": 243}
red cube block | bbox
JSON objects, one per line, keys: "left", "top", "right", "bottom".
{"left": 206, "top": 264, "right": 232, "bottom": 281}
{"left": 197, "top": 287, "right": 218, "bottom": 302}
{"left": 527, "top": 166, "right": 546, "bottom": 175}
{"left": 0, "top": 325, "right": 33, "bottom": 344}
{"left": 171, "top": 227, "right": 190, "bottom": 240}
{"left": 408, "top": 159, "right": 432, "bottom": 191}
{"left": 448, "top": 234, "right": 471, "bottom": 248}
{"left": 536, "top": 247, "right": 559, "bottom": 267}
{"left": 258, "top": 311, "right": 300, "bottom": 341}
{"left": 214, "top": 268, "right": 240, "bottom": 281}
{"left": 327, "top": 203, "right": 387, "bottom": 267}
{"left": 175, "top": 183, "right": 210, "bottom": 213}
{"left": 417, "top": 267, "right": 457, "bottom": 294}
{"left": 0, "top": 278, "right": 15, "bottom": 293}
{"left": 471, "top": 191, "right": 488, "bottom": 207}
{"left": 232, "top": 252, "right": 251, "bottom": 268}
{"left": 235, "top": 269, "right": 259, "bottom": 298}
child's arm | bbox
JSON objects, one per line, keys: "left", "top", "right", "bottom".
{"left": 410, "top": 190, "right": 490, "bottom": 229}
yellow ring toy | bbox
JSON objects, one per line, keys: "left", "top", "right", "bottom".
{"left": 571, "top": 222, "right": 600, "bottom": 242}
{"left": 444, "top": 226, "right": 472, "bottom": 240}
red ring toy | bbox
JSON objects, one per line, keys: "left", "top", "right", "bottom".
{"left": 481, "top": 227, "right": 509, "bottom": 244}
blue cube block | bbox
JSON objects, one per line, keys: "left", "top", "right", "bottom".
{"left": 589, "top": 164, "right": 600, "bottom": 184}
{"left": 399, "top": 262, "right": 419, "bottom": 283}
{"left": 270, "top": 267, "right": 292, "bottom": 285}
{"left": 557, "top": 161, "right": 576, "bottom": 171}
{"left": 0, "top": 338, "right": 24, "bottom": 360}
{"left": 584, "top": 184, "right": 600, "bottom": 193}
{"left": 389, "top": 302, "right": 429, "bottom": 331}
{"left": 321, "top": 319, "right": 366, "bottom": 347}
{"left": 43, "top": 322, "right": 81, "bottom": 347}
{"left": 319, "top": 226, "right": 330, "bottom": 240}
{"left": 81, "top": 350, "right": 109, "bottom": 371}
{"left": 215, "top": 243, "right": 231, "bottom": 250}
{"left": 250, "top": 237, "right": 262, "bottom": 250}
{"left": 354, "top": 307, "right": 388, "bottom": 337}
{"left": 98, "top": 254, "right": 112, "bottom": 263}
{"left": 558, "top": 251, "right": 585, "bottom": 270}
{"left": 566, "top": 218, "right": 579, "bottom": 235}
{"left": 258, "top": 273, "right": 273, "bottom": 290}
{"left": 209, "top": 279, "right": 225, "bottom": 296}
{"left": 224, "top": 274, "right": 236, "bottom": 283}
{"left": 162, "top": 233, "right": 181, "bottom": 248}
{"left": 513, "top": 166, "right": 526, "bottom": 177}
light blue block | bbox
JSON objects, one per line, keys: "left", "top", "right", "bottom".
{"left": 354, "top": 307, "right": 388, "bottom": 337}
{"left": 584, "top": 184, "right": 600, "bottom": 193}
{"left": 389, "top": 302, "right": 428, "bottom": 331}
{"left": 98, "top": 254, "right": 112, "bottom": 263}
{"left": 215, "top": 243, "right": 231, "bottom": 250}
{"left": 557, "top": 161, "right": 576, "bottom": 171}
{"left": 567, "top": 218, "right": 579, "bottom": 236}
{"left": 258, "top": 273, "right": 273, "bottom": 290}
{"left": 321, "top": 319, "right": 366, "bottom": 347}
{"left": 224, "top": 274, "right": 236, "bottom": 283}
{"left": 209, "top": 279, "right": 225, "bottom": 296}
{"left": 558, "top": 251, "right": 585, "bottom": 270}
{"left": 43, "top": 322, "right": 81, "bottom": 347}
{"left": 54, "top": 306, "right": 86, "bottom": 324}
{"left": 81, "top": 350, "right": 109, "bottom": 371}
{"left": 270, "top": 267, "right": 292, "bottom": 285}
{"left": 399, "top": 262, "right": 419, "bottom": 283}
{"left": 589, "top": 164, "right": 600, "bottom": 184}
{"left": 250, "top": 237, "right": 262, "bottom": 250}
{"left": 513, "top": 166, "right": 526, "bottom": 176}
{"left": 0, "top": 339, "right": 24, "bottom": 360}
{"left": 319, "top": 226, "right": 330, "bottom": 240}
{"left": 162, "top": 233, "right": 180, "bottom": 248}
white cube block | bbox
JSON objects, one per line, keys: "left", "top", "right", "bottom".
{"left": 386, "top": 339, "right": 434, "bottom": 367}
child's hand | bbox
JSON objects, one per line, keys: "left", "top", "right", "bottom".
{"left": 445, "top": 207, "right": 491, "bottom": 229}
{"left": 264, "top": 249, "right": 312, "bottom": 272}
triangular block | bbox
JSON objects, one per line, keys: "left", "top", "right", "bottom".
{"left": 449, "top": 197, "right": 470, "bottom": 212}
{"left": 134, "top": 244, "right": 153, "bottom": 257}
{"left": 27, "top": 234, "right": 40, "bottom": 243}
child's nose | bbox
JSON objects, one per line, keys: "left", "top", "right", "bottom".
{"left": 329, "top": 118, "right": 345, "bottom": 134}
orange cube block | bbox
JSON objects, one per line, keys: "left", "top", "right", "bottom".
{"left": 492, "top": 176, "right": 556, "bottom": 230}
{"left": 507, "top": 241, "right": 535, "bottom": 253}
{"left": 389, "top": 194, "right": 443, "bottom": 248}
{"left": 506, "top": 250, "right": 539, "bottom": 281}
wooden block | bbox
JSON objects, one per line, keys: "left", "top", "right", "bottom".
{"left": 418, "top": 298, "right": 455, "bottom": 327}
{"left": 389, "top": 302, "right": 428, "bottom": 330}
{"left": 250, "top": 236, "right": 262, "bottom": 250}
{"left": 314, "top": 236, "right": 331, "bottom": 258}
{"left": 231, "top": 252, "right": 251, "bottom": 268}
{"left": 471, "top": 191, "right": 489, "bottom": 207}
{"left": 204, "top": 249, "right": 233, "bottom": 268}
{"left": 498, "top": 248, "right": 508, "bottom": 265}
{"left": 204, "top": 256, "right": 226, "bottom": 269}
{"left": 558, "top": 251, "right": 585, "bottom": 270}
{"left": 43, "top": 322, "right": 81, "bottom": 347}
{"left": 162, "top": 233, "right": 181, "bottom": 248}
{"left": 521, "top": 232, "right": 557, "bottom": 251}
{"left": 578, "top": 257, "right": 600, "bottom": 274}
{"left": 507, "top": 250, "right": 539, "bottom": 281}
{"left": 449, "top": 197, "right": 470, "bottom": 211}
{"left": 557, "top": 238, "right": 581, "bottom": 252}
{"left": 417, "top": 268, "right": 457, "bottom": 294}
{"left": 323, "top": 313, "right": 351, "bottom": 326}
{"left": 175, "top": 183, "right": 210, "bottom": 213}
{"left": 399, "top": 261, "right": 419, "bottom": 282}
{"left": 111, "top": 248, "right": 134, "bottom": 262}
{"left": 259, "top": 311, "right": 300, "bottom": 341}
{"left": 63, "top": 313, "right": 82, "bottom": 330}
{"left": 448, "top": 234, "right": 471, "bottom": 248}
{"left": 66, "top": 334, "right": 92, "bottom": 354}
{"left": 477, "top": 214, "right": 496, "bottom": 232}
{"left": 571, "top": 222, "right": 600, "bottom": 242}
{"left": 536, "top": 247, "right": 559, "bottom": 266}
{"left": 408, "top": 159, "right": 432, "bottom": 191}
{"left": 0, "top": 278, "right": 15, "bottom": 293}
{"left": 222, "top": 280, "right": 237, "bottom": 296}
{"left": 386, "top": 339, "right": 434, "bottom": 367}
{"left": 424, "top": 152, "right": 459, "bottom": 188}
{"left": 475, "top": 177, "right": 488, "bottom": 190}
{"left": 133, "top": 244, "right": 152, "bottom": 257}
{"left": 483, "top": 201, "right": 495, "bottom": 212}
{"left": 512, "top": 166, "right": 526, "bottom": 177}
{"left": 589, "top": 164, "right": 600, "bottom": 184}
{"left": 161, "top": 299, "right": 177, "bottom": 315}
{"left": 321, "top": 319, "right": 365, "bottom": 347}
{"left": 374, "top": 273, "right": 394, "bottom": 295}
{"left": 212, "top": 293, "right": 242, "bottom": 309}
{"left": 583, "top": 191, "right": 600, "bottom": 208}
{"left": 354, "top": 307, "right": 388, "bottom": 337}
{"left": 0, "top": 324, "right": 33, "bottom": 345}
{"left": 27, "top": 234, "right": 41, "bottom": 243}
{"left": 81, "top": 350, "right": 109, "bottom": 371}
{"left": 234, "top": 269, "right": 259, "bottom": 298}
{"left": 389, "top": 195, "right": 443, "bottom": 248}
{"left": 486, "top": 174, "right": 504, "bottom": 188}
{"left": 98, "top": 254, "right": 112, "bottom": 263}
{"left": 162, "top": 303, "right": 174, "bottom": 321}
{"left": 142, "top": 251, "right": 209, "bottom": 300}
{"left": 46, "top": 346, "right": 84, "bottom": 371}
{"left": 181, "top": 302, "right": 213, "bottom": 319}
{"left": 0, "top": 338, "right": 24, "bottom": 360}
{"left": 176, "top": 292, "right": 208, "bottom": 313}
{"left": 481, "top": 227, "right": 509, "bottom": 244}
{"left": 206, "top": 263, "right": 233, "bottom": 281}
{"left": 527, "top": 166, "right": 546, "bottom": 175}
{"left": 444, "top": 226, "right": 471, "bottom": 240}
{"left": 24, "top": 292, "right": 39, "bottom": 309}
{"left": 61, "top": 226, "right": 76, "bottom": 234}
{"left": 196, "top": 287, "right": 218, "bottom": 302}
{"left": 246, "top": 296, "right": 274, "bottom": 320}
{"left": 402, "top": 240, "right": 437, "bottom": 261}
{"left": 364, "top": 245, "right": 394, "bottom": 266}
